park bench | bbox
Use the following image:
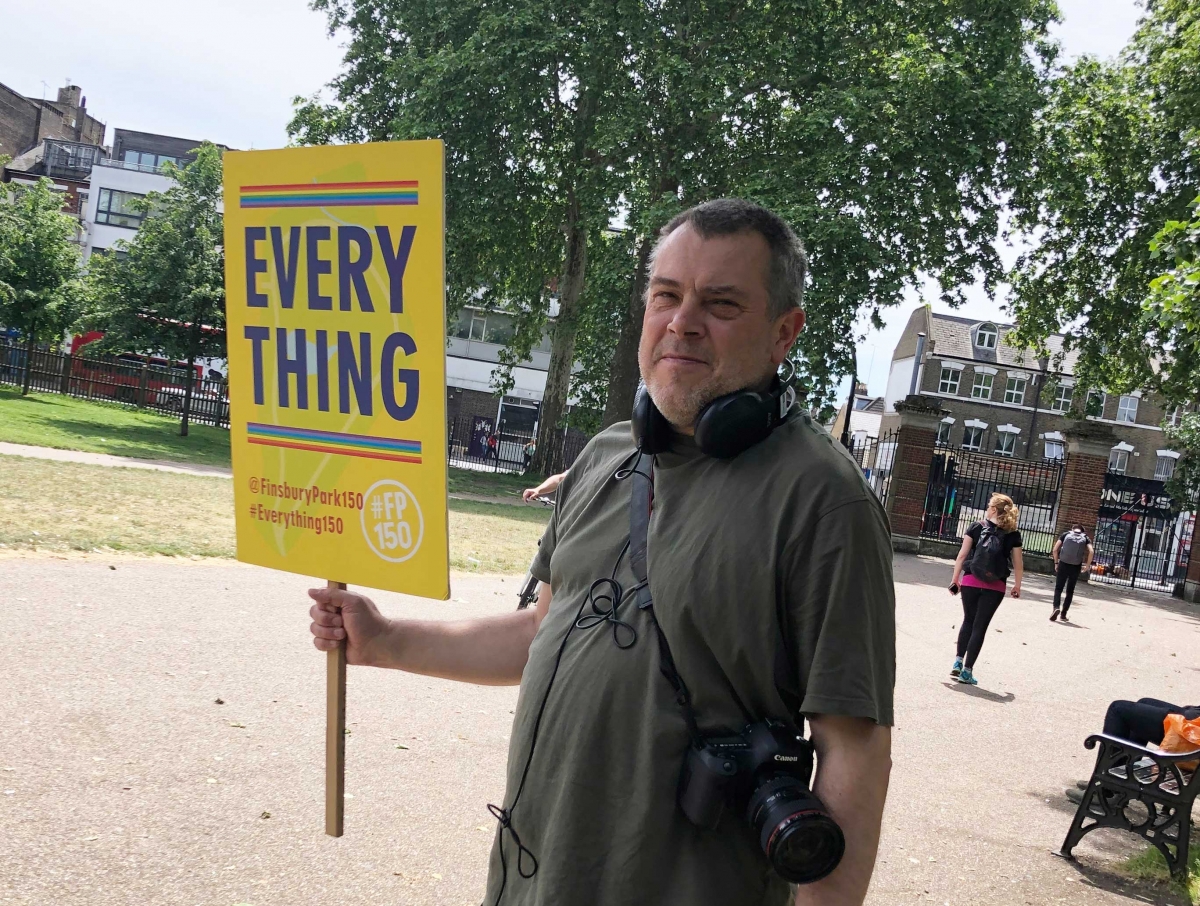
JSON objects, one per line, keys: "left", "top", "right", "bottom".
{"left": 1060, "top": 733, "right": 1200, "bottom": 883}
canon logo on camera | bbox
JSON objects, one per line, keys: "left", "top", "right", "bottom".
{"left": 773, "top": 754, "right": 800, "bottom": 762}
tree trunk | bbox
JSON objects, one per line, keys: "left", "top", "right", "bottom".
{"left": 21, "top": 331, "right": 35, "bottom": 396}
{"left": 601, "top": 235, "right": 653, "bottom": 428}
{"left": 180, "top": 354, "right": 195, "bottom": 437}
{"left": 531, "top": 198, "right": 588, "bottom": 476}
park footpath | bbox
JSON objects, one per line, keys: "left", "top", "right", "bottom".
{"left": 0, "top": 547, "right": 1195, "bottom": 905}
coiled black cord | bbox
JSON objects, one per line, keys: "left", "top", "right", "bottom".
{"left": 485, "top": 451, "right": 646, "bottom": 906}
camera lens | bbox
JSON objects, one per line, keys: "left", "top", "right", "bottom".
{"left": 747, "top": 775, "right": 845, "bottom": 884}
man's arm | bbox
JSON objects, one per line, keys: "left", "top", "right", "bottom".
{"left": 794, "top": 715, "right": 892, "bottom": 906}
{"left": 1051, "top": 538, "right": 1062, "bottom": 569}
{"left": 308, "top": 580, "right": 553, "bottom": 685}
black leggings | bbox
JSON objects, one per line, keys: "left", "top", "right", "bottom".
{"left": 1102, "top": 698, "right": 1200, "bottom": 746}
{"left": 957, "top": 586, "right": 1005, "bottom": 669}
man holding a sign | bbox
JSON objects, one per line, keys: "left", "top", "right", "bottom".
{"left": 309, "top": 199, "right": 894, "bottom": 906}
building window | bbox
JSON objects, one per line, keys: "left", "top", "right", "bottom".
{"left": 1108, "top": 447, "right": 1130, "bottom": 475}
{"left": 975, "top": 323, "right": 998, "bottom": 350}
{"left": 1155, "top": 455, "right": 1177, "bottom": 481}
{"left": 1051, "top": 383, "right": 1073, "bottom": 413}
{"left": 1086, "top": 390, "right": 1105, "bottom": 417}
{"left": 122, "top": 149, "right": 181, "bottom": 172}
{"left": 938, "top": 366, "right": 961, "bottom": 395}
{"left": 450, "top": 308, "right": 516, "bottom": 346}
{"left": 1116, "top": 395, "right": 1139, "bottom": 424}
{"left": 962, "top": 426, "right": 984, "bottom": 452}
{"left": 995, "top": 431, "right": 1018, "bottom": 457}
{"left": 971, "top": 372, "right": 994, "bottom": 400}
{"left": 1045, "top": 440, "right": 1065, "bottom": 461}
{"left": 1004, "top": 375, "right": 1027, "bottom": 405}
{"left": 1167, "top": 405, "right": 1184, "bottom": 427}
{"left": 936, "top": 421, "right": 952, "bottom": 445}
{"left": 95, "top": 188, "right": 146, "bottom": 228}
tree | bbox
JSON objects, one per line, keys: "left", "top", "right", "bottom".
{"left": 583, "top": 0, "right": 1063, "bottom": 425}
{"left": 297, "top": 0, "right": 1058, "bottom": 448}
{"left": 1008, "top": 0, "right": 1200, "bottom": 403}
{"left": 292, "top": 0, "right": 628, "bottom": 473}
{"left": 84, "top": 143, "right": 226, "bottom": 435}
{"left": 0, "top": 177, "right": 85, "bottom": 394}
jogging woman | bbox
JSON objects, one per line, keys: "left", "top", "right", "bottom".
{"left": 948, "top": 493, "right": 1024, "bottom": 686}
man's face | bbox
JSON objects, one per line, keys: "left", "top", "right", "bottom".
{"left": 638, "top": 224, "right": 805, "bottom": 431}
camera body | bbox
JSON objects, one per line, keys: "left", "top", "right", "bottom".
{"left": 678, "top": 719, "right": 845, "bottom": 884}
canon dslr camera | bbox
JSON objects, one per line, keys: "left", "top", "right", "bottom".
{"left": 678, "top": 719, "right": 845, "bottom": 884}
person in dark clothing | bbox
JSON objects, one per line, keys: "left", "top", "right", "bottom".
{"left": 1050, "top": 523, "right": 1093, "bottom": 622}
{"left": 1065, "top": 697, "right": 1200, "bottom": 803}
{"left": 948, "top": 494, "right": 1024, "bottom": 686}
{"left": 1103, "top": 698, "right": 1200, "bottom": 746}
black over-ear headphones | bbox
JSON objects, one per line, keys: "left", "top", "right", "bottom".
{"left": 631, "top": 374, "right": 797, "bottom": 459}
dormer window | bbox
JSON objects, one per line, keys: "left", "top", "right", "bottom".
{"left": 975, "top": 323, "right": 998, "bottom": 350}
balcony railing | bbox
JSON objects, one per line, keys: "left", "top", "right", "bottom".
{"left": 94, "top": 157, "right": 177, "bottom": 175}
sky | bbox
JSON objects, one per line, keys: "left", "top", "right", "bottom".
{"left": 2, "top": 0, "right": 1147, "bottom": 395}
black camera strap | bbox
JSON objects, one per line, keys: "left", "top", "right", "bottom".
{"left": 628, "top": 457, "right": 806, "bottom": 737}
{"left": 628, "top": 458, "right": 705, "bottom": 747}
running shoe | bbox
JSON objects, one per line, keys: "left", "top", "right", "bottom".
{"left": 957, "top": 667, "right": 978, "bottom": 685}
{"left": 950, "top": 657, "right": 963, "bottom": 677}
{"left": 1050, "top": 609, "right": 1060, "bottom": 622}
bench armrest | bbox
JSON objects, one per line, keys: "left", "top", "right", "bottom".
{"left": 1084, "top": 733, "right": 1200, "bottom": 763}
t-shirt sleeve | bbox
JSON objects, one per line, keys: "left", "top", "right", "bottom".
{"left": 964, "top": 522, "right": 981, "bottom": 544}
{"left": 529, "top": 501, "right": 559, "bottom": 584}
{"left": 529, "top": 469, "right": 577, "bottom": 583}
{"left": 783, "top": 497, "right": 896, "bottom": 727}
{"left": 1010, "top": 530, "right": 1023, "bottom": 550}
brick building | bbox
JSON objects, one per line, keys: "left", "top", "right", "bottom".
{"left": 0, "top": 82, "right": 104, "bottom": 161}
{"left": 880, "top": 307, "right": 1180, "bottom": 482}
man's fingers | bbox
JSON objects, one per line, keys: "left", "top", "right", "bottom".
{"left": 313, "top": 636, "right": 342, "bottom": 652}
{"left": 310, "top": 621, "right": 346, "bottom": 641}
{"left": 309, "top": 603, "right": 343, "bottom": 626}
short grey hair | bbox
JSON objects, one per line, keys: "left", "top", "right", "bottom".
{"left": 651, "top": 198, "right": 808, "bottom": 319}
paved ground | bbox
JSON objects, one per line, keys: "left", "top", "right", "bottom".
{"left": 0, "top": 446, "right": 535, "bottom": 508}
{"left": 0, "top": 552, "right": 1196, "bottom": 906}
{"left": 0, "top": 442, "right": 233, "bottom": 477}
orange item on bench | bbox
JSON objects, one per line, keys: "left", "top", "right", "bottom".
{"left": 1161, "top": 714, "right": 1200, "bottom": 772}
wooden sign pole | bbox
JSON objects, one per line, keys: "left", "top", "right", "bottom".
{"left": 326, "top": 579, "right": 347, "bottom": 837}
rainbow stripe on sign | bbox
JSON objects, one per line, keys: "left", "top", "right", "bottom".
{"left": 247, "top": 423, "right": 422, "bottom": 464}
{"left": 239, "top": 180, "right": 419, "bottom": 209}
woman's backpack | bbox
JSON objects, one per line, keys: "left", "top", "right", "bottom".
{"left": 969, "top": 522, "right": 1009, "bottom": 584}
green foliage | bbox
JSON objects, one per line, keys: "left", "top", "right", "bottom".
{"left": 84, "top": 143, "right": 226, "bottom": 365}
{"left": 0, "top": 177, "right": 85, "bottom": 343}
{"left": 1146, "top": 196, "right": 1200, "bottom": 401}
{"left": 294, "top": 0, "right": 1058, "bottom": 425}
{"left": 1164, "top": 410, "right": 1200, "bottom": 505}
{"left": 1009, "top": 0, "right": 1200, "bottom": 401}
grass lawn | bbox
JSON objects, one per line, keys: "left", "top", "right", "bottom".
{"left": 0, "top": 456, "right": 549, "bottom": 574}
{"left": 0, "top": 388, "right": 548, "bottom": 502}
{"left": 447, "top": 467, "right": 547, "bottom": 499}
{"left": 0, "top": 386, "right": 232, "bottom": 468}
{"left": 1121, "top": 842, "right": 1199, "bottom": 904}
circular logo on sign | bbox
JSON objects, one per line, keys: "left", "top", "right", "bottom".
{"left": 361, "top": 480, "right": 424, "bottom": 563}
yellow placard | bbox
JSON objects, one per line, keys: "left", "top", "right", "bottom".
{"left": 223, "top": 141, "right": 448, "bottom": 599}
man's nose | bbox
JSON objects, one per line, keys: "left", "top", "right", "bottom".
{"left": 667, "top": 293, "right": 706, "bottom": 337}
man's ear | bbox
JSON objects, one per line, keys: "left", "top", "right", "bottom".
{"left": 771, "top": 308, "right": 806, "bottom": 364}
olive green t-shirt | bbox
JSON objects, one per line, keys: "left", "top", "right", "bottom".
{"left": 483, "top": 413, "right": 895, "bottom": 906}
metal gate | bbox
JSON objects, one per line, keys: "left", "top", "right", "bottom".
{"left": 1090, "top": 474, "right": 1192, "bottom": 594}
{"left": 920, "top": 443, "right": 1065, "bottom": 556}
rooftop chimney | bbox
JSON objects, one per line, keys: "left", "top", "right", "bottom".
{"left": 57, "top": 85, "right": 82, "bottom": 108}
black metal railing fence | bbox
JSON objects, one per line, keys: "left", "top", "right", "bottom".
{"left": 921, "top": 441, "right": 1065, "bottom": 556}
{"left": 0, "top": 337, "right": 230, "bottom": 428}
{"left": 843, "top": 428, "right": 899, "bottom": 508}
